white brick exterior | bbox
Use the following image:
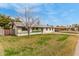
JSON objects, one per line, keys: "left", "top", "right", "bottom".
{"left": 13, "top": 24, "right": 55, "bottom": 36}
{"left": 43, "top": 28, "right": 55, "bottom": 34}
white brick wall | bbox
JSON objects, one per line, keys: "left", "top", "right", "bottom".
{"left": 15, "top": 27, "right": 55, "bottom": 36}
{"left": 43, "top": 28, "right": 55, "bottom": 34}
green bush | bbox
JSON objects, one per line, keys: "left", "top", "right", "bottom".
{"left": 57, "top": 35, "right": 68, "bottom": 41}
{"left": 32, "top": 30, "right": 41, "bottom": 33}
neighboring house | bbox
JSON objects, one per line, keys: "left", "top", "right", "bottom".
{"left": 13, "top": 22, "right": 55, "bottom": 36}
{"left": 54, "top": 26, "right": 67, "bottom": 32}
{"left": 54, "top": 26, "right": 79, "bottom": 32}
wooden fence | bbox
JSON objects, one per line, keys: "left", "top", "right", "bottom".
{"left": 4, "top": 29, "right": 14, "bottom": 35}
{"left": 0, "top": 29, "right": 15, "bottom": 36}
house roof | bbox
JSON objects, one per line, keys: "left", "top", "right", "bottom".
{"left": 31, "top": 25, "right": 53, "bottom": 28}
{"left": 14, "top": 22, "right": 53, "bottom": 28}
{"left": 14, "top": 22, "right": 25, "bottom": 27}
{"left": 54, "top": 26, "right": 67, "bottom": 29}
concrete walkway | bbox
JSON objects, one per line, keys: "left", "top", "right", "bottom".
{"left": 74, "top": 40, "right": 79, "bottom": 56}
{"left": 52, "top": 32, "right": 79, "bottom": 36}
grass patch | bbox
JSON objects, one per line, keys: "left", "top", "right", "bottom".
{"left": 4, "top": 46, "right": 35, "bottom": 56}
{"left": 36, "top": 35, "right": 52, "bottom": 46}
{"left": 57, "top": 34, "right": 68, "bottom": 41}
{"left": 4, "top": 48, "right": 18, "bottom": 56}
{"left": 0, "top": 34, "right": 77, "bottom": 56}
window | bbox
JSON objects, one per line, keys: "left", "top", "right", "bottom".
{"left": 46, "top": 28, "right": 48, "bottom": 31}
{"left": 32, "top": 28, "right": 35, "bottom": 30}
{"left": 22, "top": 27, "right": 27, "bottom": 31}
{"left": 36, "top": 28, "right": 38, "bottom": 30}
{"left": 32, "top": 28, "right": 38, "bottom": 30}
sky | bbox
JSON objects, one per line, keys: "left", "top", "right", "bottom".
{"left": 0, "top": 3, "right": 79, "bottom": 26}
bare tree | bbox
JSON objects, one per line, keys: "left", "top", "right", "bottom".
{"left": 19, "top": 7, "right": 40, "bottom": 37}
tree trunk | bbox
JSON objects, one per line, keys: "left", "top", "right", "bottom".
{"left": 27, "top": 27, "right": 30, "bottom": 37}
{"left": 41, "top": 28, "right": 43, "bottom": 34}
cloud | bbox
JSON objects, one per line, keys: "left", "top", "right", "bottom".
{"left": 0, "top": 3, "right": 61, "bottom": 24}
{"left": 0, "top": 3, "right": 26, "bottom": 14}
{"left": 0, "top": 3, "right": 56, "bottom": 16}
{"left": 11, "top": 3, "right": 43, "bottom": 15}
{"left": 27, "top": 3, "right": 42, "bottom": 8}
{"left": 0, "top": 3, "right": 10, "bottom": 9}
{"left": 61, "top": 11, "right": 69, "bottom": 17}
{"left": 46, "top": 10, "right": 57, "bottom": 15}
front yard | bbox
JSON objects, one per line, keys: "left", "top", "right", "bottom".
{"left": 0, "top": 34, "right": 78, "bottom": 56}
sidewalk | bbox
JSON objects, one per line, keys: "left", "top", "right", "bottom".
{"left": 52, "top": 32, "right": 79, "bottom": 36}
{"left": 74, "top": 40, "right": 79, "bottom": 56}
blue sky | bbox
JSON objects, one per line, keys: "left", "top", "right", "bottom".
{"left": 0, "top": 3, "right": 79, "bottom": 25}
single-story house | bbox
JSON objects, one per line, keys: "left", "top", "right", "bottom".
{"left": 54, "top": 26, "right": 67, "bottom": 32}
{"left": 13, "top": 22, "right": 55, "bottom": 36}
{"left": 54, "top": 26, "right": 79, "bottom": 32}
{"left": 0, "top": 22, "right": 79, "bottom": 36}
